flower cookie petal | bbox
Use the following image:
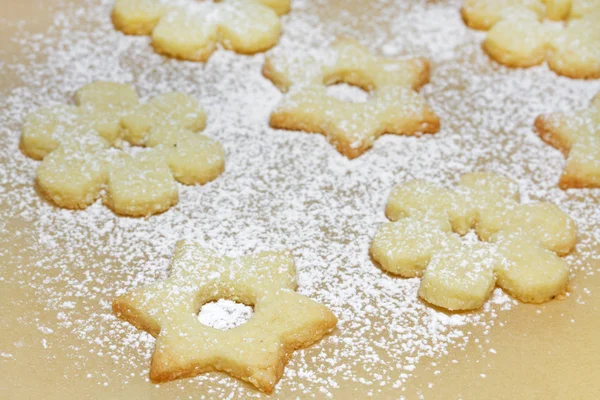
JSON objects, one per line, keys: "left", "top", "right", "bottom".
{"left": 122, "top": 92, "right": 206, "bottom": 145}
{"left": 461, "top": 0, "right": 544, "bottom": 30}
{"left": 20, "top": 105, "right": 82, "bottom": 160}
{"left": 151, "top": 7, "right": 219, "bottom": 61}
{"left": 418, "top": 243, "right": 497, "bottom": 311}
{"left": 495, "top": 239, "right": 569, "bottom": 303}
{"left": 478, "top": 203, "right": 577, "bottom": 256}
{"left": 112, "top": 0, "right": 169, "bottom": 35}
{"left": 219, "top": 0, "right": 281, "bottom": 55}
{"left": 75, "top": 81, "right": 139, "bottom": 111}
{"left": 459, "top": 172, "right": 520, "bottom": 202}
{"left": 105, "top": 150, "right": 178, "bottom": 217}
{"left": 36, "top": 135, "right": 109, "bottom": 209}
{"left": 75, "top": 82, "right": 140, "bottom": 144}
{"left": 459, "top": 172, "right": 520, "bottom": 227}
{"left": 547, "top": 19, "right": 600, "bottom": 79}
{"left": 386, "top": 180, "right": 474, "bottom": 234}
{"left": 483, "top": 18, "right": 547, "bottom": 68}
{"left": 370, "top": 217, "right": 455, "bottom": 278}
{"left": 152, "top": 130, "right": 225, "bottom": 186}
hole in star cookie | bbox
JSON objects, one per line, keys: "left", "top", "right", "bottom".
{"left": 197, "top": 299, "right": 253, "bottom": 330}
{"left": 325, "top": 83, "right": 370, "bottom": 103}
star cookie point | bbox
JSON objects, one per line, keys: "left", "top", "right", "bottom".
{"left": 113, "top": 241, "right": 337, "bottom": 393}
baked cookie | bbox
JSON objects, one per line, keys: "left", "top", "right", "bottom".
{"left": 461, "top": 0, "right": 600, "bottom": 78}
{"left": 112, "top": 0, "right": 290, "bottom": 61}
{"left": 113, "top": 241, "right": 337, "bottom": 393}
{"left": 535, "top": 92, "right": 600, "bottom": 188}
{"left": 370, "top": 172, "right": 577, "bottom": 311}
{"left": 21, "top": 82, "right": 225, "bottom": 216}
{"left": 262, "top": 38, "right": 440, "bottom": 159}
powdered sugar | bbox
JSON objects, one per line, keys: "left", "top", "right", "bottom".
{"left": 197, "top": 300, "right": 254, "bottom": 330}
{"left": 1, "top": 0, "right": 599, "bottom": 398}
{"left": 326, "top": 83, "right": 370, "bottom": 103}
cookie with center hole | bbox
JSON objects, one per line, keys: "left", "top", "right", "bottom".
{"left": 113, "top": 241, "right": 338, "bottom": 393}
{"left": 263, "top": 38, "right": 440, "bottom": 159}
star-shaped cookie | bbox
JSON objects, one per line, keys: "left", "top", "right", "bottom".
{"left": 262, "top": 38, "right": 440, "bottom": 159}
{"left": 113, "top": 241, "right": 338, "bottom": 393}
{"left": 535, "top": 92, "right": 600, "bottom": 188}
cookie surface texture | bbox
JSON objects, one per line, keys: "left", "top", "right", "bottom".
{"left": 21, "top": 81, "right": 225, "bottom": 216}
{"left": 262, "top": 38, "right": 440, "bottom": 158}
{"left": 370, "top": 172, "right": 577, "bottom": 311}
{"left": 112, "top": 241, "right": 338, "bottom": 393}
{"left": 461, "top": 0, "right": 600, "bottom": 78}
{"left": 535, "top": 92, "right": 600, "bottom": 188}
{"left": 112, "top": 0, "right": 290, "bottom": 61}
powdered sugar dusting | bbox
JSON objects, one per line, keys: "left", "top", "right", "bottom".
{"left": 198, "top": 300, "right": 254, "bottom": 330}
{"left": 1, "top": 0, "right": 599, "bottom": 398}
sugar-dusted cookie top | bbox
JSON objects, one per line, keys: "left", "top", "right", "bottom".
{"left": 535, "top": 91, "right": 600, "bottom": 188}
{"left": 112, "top": 0, "right": 290, "bottom": 61}
{"left": 21, "top": 82, "right": 225, "bottom": 217}
{"left": 262, "top": 38, "right": 440, "bottom": 159}
{"left": 461, "top": 0, "right": 600, "bottom": 78}
{"left": 113, "top": 241, "right": 338, "bottom": 393}
{"left": 370, "top": 172, "right": 577, "bottom": 311}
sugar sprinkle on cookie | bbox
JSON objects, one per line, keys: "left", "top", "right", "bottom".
{"left": 113, "top": 241, "right": 337, "bottom": 393}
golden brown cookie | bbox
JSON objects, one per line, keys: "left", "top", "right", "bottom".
{"left": 21, "top": 82, "right": 225, "bottom": 216}
{"left": 370, "top": 172, "right": 577, "bottom": 311}
{"left": 535, "top": 92, "right": 600, "bottom": 188}
{"left": 262, "top": 38, "right": 440, "bottom": 159}
{"left": 113, "top": 241, "right": 338, "bottom": 393}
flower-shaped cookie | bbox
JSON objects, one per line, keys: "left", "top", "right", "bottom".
{"left": 20, "top": 82, "right": 225, "bottom": 217}
{"left": 112, "top": 0, "right": 290, "bottom": 61}
{"left": 535, "top": 92, "right": 600, "bottom": 188}
{"left": 461, "top": 0, "right": 600, "bottom": 78}
{"left": 113, "top": 241, "right": 338, "bottom": 393}
{"left": 370, "top": 172, "right": 577, "bottom": 311}
{"left": 262, "top": 38, "right": 440, "bottom": 159}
